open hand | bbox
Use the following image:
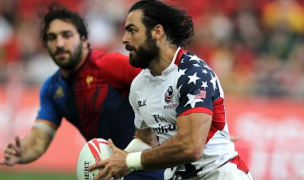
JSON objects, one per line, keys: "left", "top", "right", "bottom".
{"left": 89, "top": 139, "right": 131, "bottom": 180}
{"left": 0, "top": 136, "right": 23, "bottom": 166}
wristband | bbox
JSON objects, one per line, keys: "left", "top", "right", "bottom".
{"left": 126, "top": 152, "right": 143, "bottom": 170}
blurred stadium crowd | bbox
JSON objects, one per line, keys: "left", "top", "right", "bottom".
{"left": 0, "top": 0, "right": 303, "bottom": 99}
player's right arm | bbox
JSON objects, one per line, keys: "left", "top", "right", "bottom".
{"left": 0, "top": 120, "right": 57, "bottom": 166}
{"left": 1, "top": 76, "right": 62, "bottom": 166}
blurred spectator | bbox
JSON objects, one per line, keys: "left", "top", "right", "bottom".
{"left": 0, "top": 0, "right": 303, "bottom": 100}
{"left": 262, "top": 0, "right": 304, "bottom": 34}
{"left": 81, "top": 0, "right": 129, "bottom": 52}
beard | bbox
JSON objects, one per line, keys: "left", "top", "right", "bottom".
{"left": 49, "top": 43, "right": 83, "bottom": 71}
{"left": 128, "top": 33, "right": 159, "bottom": 69}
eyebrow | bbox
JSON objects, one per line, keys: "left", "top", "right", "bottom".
{"left": 47, "top": 30, "right": 73, "bottom": 35}
{"left": 124, "top": 24, "right": 136, "bottom": 31}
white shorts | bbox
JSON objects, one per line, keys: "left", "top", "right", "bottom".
{"left": 188, "top": 163, "right": 253, "bottom": 180}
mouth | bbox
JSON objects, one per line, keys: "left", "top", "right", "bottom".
{"left": 56, "top": 52, "right": 66, "bottom": 56}
{"left": 126, "top": 49, "right": 136, "bottom": 57}
{"left": 55, "top": 51, "right": 70, "bottom": 59}
{"left": 125, "top": 45, "right": 135, "bottom": 52}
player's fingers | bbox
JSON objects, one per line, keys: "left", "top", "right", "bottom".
{"left": 0, "top": 157, "right": 12, "bottom": 166}
{"left": 11, "top": 146, "right": 21, "bottom": 156}
{"left": 15, "top": 136, "right": 21, "bottom": 148}
{"left": 7, "top": 143, "right": 13, "bottom": 149}
{"left": 103, "top": 170, "right": 114, "bottom": 180}
{"left": 0, "top": 160, "right": 9, "bottom": 166}
{"left": 94, "top": 166, "right": 109, "bottom": 180}
{"left": 11, "top": 142, "right": 22, "bottom": 156}
{"left": 89, "top": 160, "right": 106, "bottom": 171}
{"left": 4, "top": 148, "right": 16, "bottom": 155}
{"left": 108, "top": 139, "right": 118, "bottom": 152}
{"left": 2, "top": 153, "right": 12, "bottom": 165}
{"left": 0, "top": 158, "right": 6, "bottom": 165}
{"left": 4, "top": 152, "right": 9, "bottom": 158}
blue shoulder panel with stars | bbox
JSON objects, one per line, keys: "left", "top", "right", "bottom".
{"left": 176, "top": 52, "right": 221, "bottom": 116}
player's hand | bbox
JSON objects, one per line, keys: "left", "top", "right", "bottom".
{"left": 0, "top": 136, "right": 23, "bottom": 166}
{"left": 89, "top": 139, "right": 131, "bottom": 180}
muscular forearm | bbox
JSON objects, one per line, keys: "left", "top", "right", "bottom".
{"left": 140, "top": 113, "right": 212, "bottom": 170}
{"left": 19, "top": 137, "right": 46, "bottom": 163}
{"left": 141, "top": 134, "right": 200, "bottom": 170}
{"left": 19, "top": 128, "right": 53, "bottom": 164}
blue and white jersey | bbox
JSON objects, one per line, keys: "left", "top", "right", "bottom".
{"left": 129, "top": 47, "right": 238, "bottom": 179}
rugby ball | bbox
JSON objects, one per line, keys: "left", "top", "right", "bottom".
{"left": 76, "top": 138, "right": 122, "bottom": 180}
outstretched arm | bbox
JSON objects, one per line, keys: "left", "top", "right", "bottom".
{"left": 0, "top": 120, "right": 57, "bottom": 166}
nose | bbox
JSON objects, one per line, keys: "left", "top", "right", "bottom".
{"left": 56, "top": 36, "right": 65, "bottom": 48}
{"left": 122, "top": 32, "right": 129, "bottom": 45}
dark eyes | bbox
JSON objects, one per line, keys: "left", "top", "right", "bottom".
{"left": 46, "top": 34, "right": 56, "bottom": 41}
{"left": 46, "top": 32, "right": 73, "bottom": 41}
{"left": 62, "top": 32, "right": 72, "bottom": 38}
{"left": 128, "top": 29, "right": 136, "bottom": 34}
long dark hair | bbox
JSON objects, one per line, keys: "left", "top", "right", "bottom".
{"left": 129, "top": 0, "right": 194, "bottom": 47}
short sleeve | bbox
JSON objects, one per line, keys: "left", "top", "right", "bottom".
{"left": 129, "top": 82, "right": 148, "bottom": 129}
{"left": 176, "top": 54, "right": 220, "bottom": 116}
{"left": 36, "top": 79, "right": 62, "bottom": 125}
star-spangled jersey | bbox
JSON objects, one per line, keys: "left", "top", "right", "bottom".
{"left": 129, "top": 47, "right": 238, "bottom": 179}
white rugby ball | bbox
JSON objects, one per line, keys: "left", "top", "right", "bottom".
{"left": 77, "top": 138, "right": 122, "bottom": 180}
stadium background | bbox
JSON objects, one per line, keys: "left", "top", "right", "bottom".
{"left": 0, "top": 0, "right": 304, "bottom": 179}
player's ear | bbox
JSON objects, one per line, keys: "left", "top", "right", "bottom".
{"left": 81, "top": 37, "right": 88, "bottom": 48}
{"left": 151, "top": 24, "right": 164, "bottom": 40}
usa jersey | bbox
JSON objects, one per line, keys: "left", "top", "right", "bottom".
{"left": 129, "top": 48, "right": 238, "bottom": 179}
{"left": 37, "top": 50, "right": 140, "bottom": 149}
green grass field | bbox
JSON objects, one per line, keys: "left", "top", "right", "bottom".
{"left": 0, "top": 170, "right": 76, "bottom": 180}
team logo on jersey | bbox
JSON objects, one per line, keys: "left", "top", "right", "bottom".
{"left": 195, "top": 89, "right": 206, "bottom": 99}
{"left": 164, "top": 103, "right": 178, "bottom": 109}
{"left": 152, "top": 122, "right": 177, "bottom": 135}
{"left": 153, "top": 114, "right": 167, "bottom": 123}
{"left": 138, "top": 99, "right": 147, "bottom": 107}
{"left": 164, "top": 86, "right": 174, "bottom": 103}
{"left": 54, "top": 86, "right": 64, "bottom": 98}
{"left": 86, "top": 75, "right": 94, "bottom": 87}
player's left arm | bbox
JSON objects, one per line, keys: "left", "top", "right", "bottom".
{"left": 135, "top": 128, "right": 160, "bottom": 148}
{"left": 141, "top": 112, "right": 212, "bottom": 169}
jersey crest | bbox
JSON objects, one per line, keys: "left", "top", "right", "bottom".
{"left": 164, "top": 86, "right": 174, "bottom": 103}
{"left": 54, "top": 86, "right": 65, "bottom": 99}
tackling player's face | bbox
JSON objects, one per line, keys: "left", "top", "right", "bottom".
{"left": 122, "top": 10, "right": 159, "bottom": 69}
{"left": 46, "top": 19, "right": 85, "bottom": 70}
